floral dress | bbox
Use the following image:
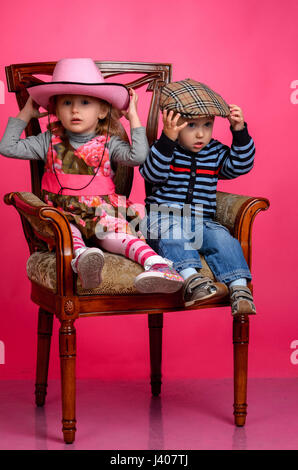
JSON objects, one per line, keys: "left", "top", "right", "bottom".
{"left": 42, "top": 133, "right": 144, "bottom": 240}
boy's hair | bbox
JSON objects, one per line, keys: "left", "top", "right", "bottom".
{"left": 47, "top": 97, "right": 129, "bottom": 142}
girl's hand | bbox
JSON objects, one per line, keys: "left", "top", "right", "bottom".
{"left": 17, "top": 96, "right": 48, "bottom": 123}
{"left": 228, "top": 104, "right": 245, "bottom": 131}
{"left": 121, "top": 88, "right": 141, "bottom": 128}
{"left": 162, "top": 110, "right": 188, "bottom": 141}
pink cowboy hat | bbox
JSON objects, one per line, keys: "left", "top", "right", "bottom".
{"left": 27, "top": 58, "right": 130, "bottom": 111}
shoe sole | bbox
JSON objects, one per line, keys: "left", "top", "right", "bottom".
{"left": 184, "top": 290, "right": 219, "bottom": 306}
{"left": 77, "top": 248, "right": 105, "bottom": 289}
{"left": 134, "top": 272, "right": 183, "bottom": 294}
{"left": 232, "top": 299, "right": 256, "bottom": 315}
{"left": 184, "top": 284, "right": 229, "bottom": 307}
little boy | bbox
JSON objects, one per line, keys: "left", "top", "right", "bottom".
{"left": 139, "top": 79, "right": 256, "bottom": 314}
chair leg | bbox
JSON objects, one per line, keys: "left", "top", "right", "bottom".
{"left": 59, "top": 319, "right": 76, "bottom": 444}
{"left": 148, "top": 313, "right": 163, "bottom": 397}
{"left": 35, "top": 308, "right": 54, "bottom": 407}
{"left": 233, "top": 314, "right": 249, "bottom": 426}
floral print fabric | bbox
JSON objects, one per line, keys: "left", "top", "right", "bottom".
{"left": 42, "top": 134, "right": 144, "bottom": 240}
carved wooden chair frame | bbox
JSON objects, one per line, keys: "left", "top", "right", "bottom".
{"left": 4, "top": 60, "right": 269, "bottom": 444}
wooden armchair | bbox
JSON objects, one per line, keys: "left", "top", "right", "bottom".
{"left": 3, "top": 60, "right": 269, "bottom": 444}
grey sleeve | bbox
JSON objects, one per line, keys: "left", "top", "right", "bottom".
{"left": 109, "top": 126, "right": 149, "bottom": 167}
{"left": 0, "top": 117, "right": 50, "bottom": 161}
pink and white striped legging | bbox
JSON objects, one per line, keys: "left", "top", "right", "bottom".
{"left": 70, "top": 223, "right": 158, "bottom": 267}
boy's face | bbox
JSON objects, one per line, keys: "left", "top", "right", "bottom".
{"left": 178, "top": 116, "right": 215, "bottom": 153}
{"left": 55, "top": 94, "right": 108, "bottom": 134}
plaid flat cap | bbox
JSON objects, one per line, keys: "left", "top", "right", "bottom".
{"left": 159, "top": 78, "right": 230, "bottom": 118}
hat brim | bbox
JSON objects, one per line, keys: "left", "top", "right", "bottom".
{"left": 27, "top": 81, "right": 130, "bottom": 111}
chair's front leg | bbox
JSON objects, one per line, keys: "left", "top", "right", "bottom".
{"left": 59, "top": 319, "right": 76, "bottom": 444}
{"left": 233, "top": 314, "right": 249, "bottom": 426}
{"left": 148, "top": 314, "right": 163, "bottom": 397}
{"left": 35, "top": 308, "right": 54, "bottom": 406}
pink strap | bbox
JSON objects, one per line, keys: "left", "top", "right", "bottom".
{"left": 41, "top": 172, "right": 116, "bottom": 196}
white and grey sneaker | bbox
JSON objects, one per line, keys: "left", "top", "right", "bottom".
{"left": 72, "top": 247, "right": 105, "bottom": 289}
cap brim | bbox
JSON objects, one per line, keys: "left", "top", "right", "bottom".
{"left": 160, "top": 104, "right": 230, "bottom": 118}
{"left": 27, "top": 82, "right": 130, "bottom": 111}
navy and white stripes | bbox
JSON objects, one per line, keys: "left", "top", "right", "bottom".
{"left": 139, "top": 124, "right": 255, "bottom": 219}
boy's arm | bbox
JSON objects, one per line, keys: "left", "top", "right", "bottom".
{"left": 218, "top": 123, "right": 255, "bottom": 179}
{"left": 219, "top": 105, "right": 255, "bottom": 179}
{"left": 139, "top": 110, "right": 185, "bottom": 183}
{"left": 139, "top": 132, "right": 176, "bottom": 183}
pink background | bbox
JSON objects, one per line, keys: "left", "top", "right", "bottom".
{"left": 0, "top": 0, "right": 297, "bottom": 381}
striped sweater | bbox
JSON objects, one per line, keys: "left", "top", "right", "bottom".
{"left": 139, "top": 123, "right": 255, "bottom": 219}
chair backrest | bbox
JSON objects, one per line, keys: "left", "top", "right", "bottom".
{"left": 5, "top": 61, "right": 172, "bottom": 198}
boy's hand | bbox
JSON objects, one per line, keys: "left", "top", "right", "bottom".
{"left": 228, "top": 104, "right": 245, "bottom": 131}
{"left": 17, "top": 96, "right": 48, "bottom": 123}
{"left": 121, "top": 88, "right": 141, "bottom": 128}
{"left": 162, "top": 110, "right": 188, "bottom": 141}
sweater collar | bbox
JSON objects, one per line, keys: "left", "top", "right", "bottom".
{"left": 66, "top": 130, "right": 96, "bottom": 145}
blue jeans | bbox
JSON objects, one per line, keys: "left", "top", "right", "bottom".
{"left": 140, "top": 209, "right": 251, "bottom": 284}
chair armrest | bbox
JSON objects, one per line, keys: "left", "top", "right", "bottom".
{"left": 4, "top": 191, "right": 75, "bottom": 296}
{"left": 215, "top": 190, "right": 270, "bottom": 269}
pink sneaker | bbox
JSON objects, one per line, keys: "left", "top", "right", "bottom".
{"left": 74, "top": 247, "right": 105, "bottom": 289}
{"left": 134, "top": 264, "right": 184, "bottom": 294}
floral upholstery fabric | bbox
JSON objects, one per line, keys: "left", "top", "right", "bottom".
{"left": 215, "top": 191, "right": 252, "bottom": 233}
{"left": 26, "top": 251, "right": 215, "bottom": 295}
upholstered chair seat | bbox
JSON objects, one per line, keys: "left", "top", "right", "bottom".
{"left": 27, "top": 250, "right": 216, "bottom": 295}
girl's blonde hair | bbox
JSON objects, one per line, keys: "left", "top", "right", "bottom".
{"left": 47, "top": 96, "right": 129, "bottom": 142}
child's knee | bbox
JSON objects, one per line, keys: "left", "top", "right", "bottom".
{"left": 204, "top": 223, "right": 233, "bottom": 248}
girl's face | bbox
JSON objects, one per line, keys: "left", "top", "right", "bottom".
{"left": 178, "top": 116, "right": 215, "bottom": 153}
{"left": 55, "top": 94, "right": 108, "bottom": 134}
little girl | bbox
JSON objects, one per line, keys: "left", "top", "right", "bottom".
{"left": 0, "top": 58, "right": 184, "bottom": 293}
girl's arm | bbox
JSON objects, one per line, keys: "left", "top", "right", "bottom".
{"left": 109, "top": 127, "right": 149, "bottom": 167}
{"left": 0, "top": 117, "right": 50, "bottom": 161}
{"left": 0, "top": 97, "right": 50, "bottom": 161}
{"left": 110, "top": 89, "right": 149, "bottom": 167}
{"left": 120, "top": 88, "right": 142, "bottom": 129}
{"left": 17, "top": 96, "right": 48, "bottom": 123}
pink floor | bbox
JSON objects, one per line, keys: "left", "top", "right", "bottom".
{"left": 0, "top": 378, "right": 297, "bottom": 450}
